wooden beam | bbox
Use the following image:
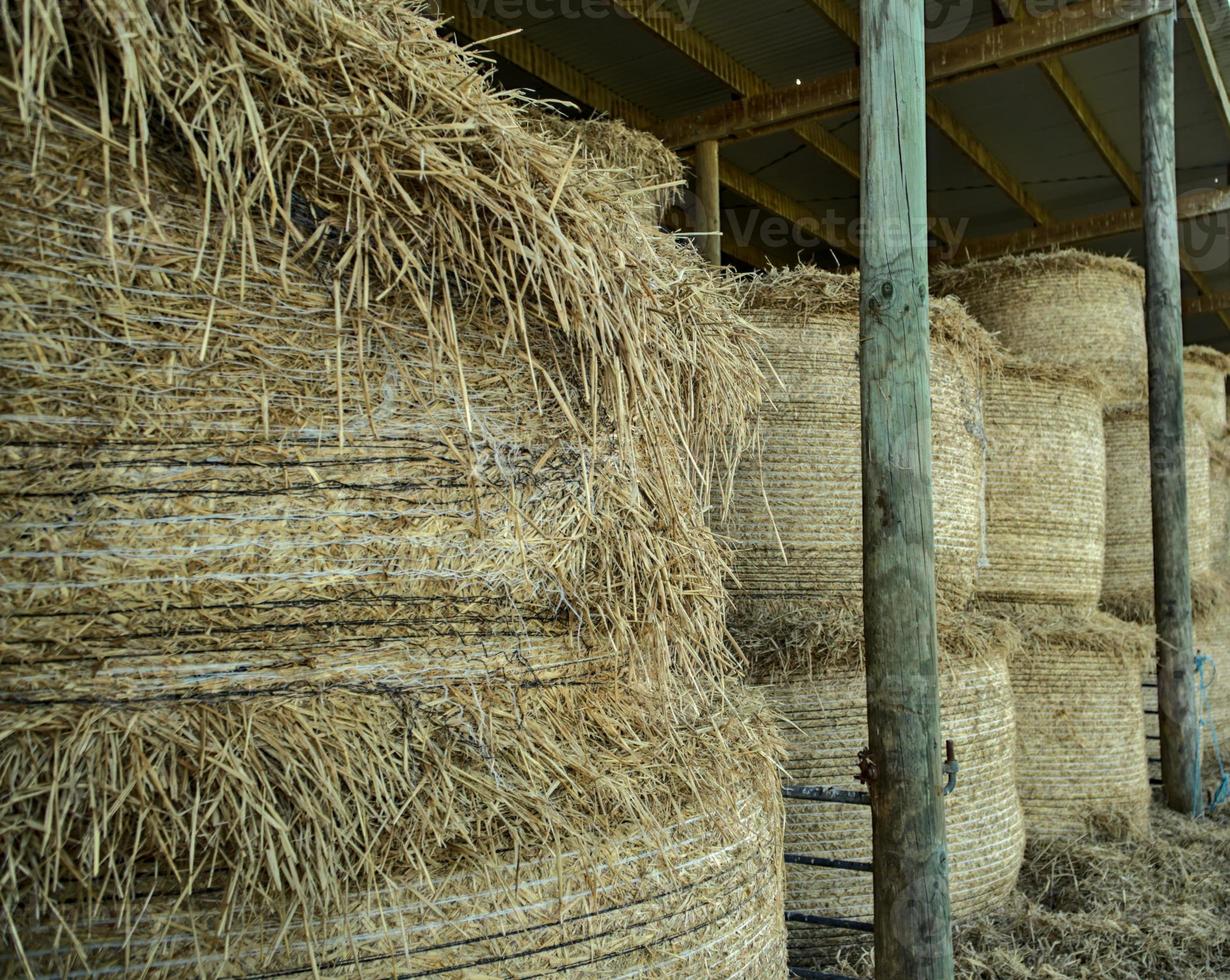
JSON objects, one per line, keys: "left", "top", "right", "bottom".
{"left": 659, "top": 0, "right": 1172, "bottom": 148}
{"left": 1182, "top": 0, "right": 1230, "bottom": 142}
{"left": 806, "top": 0, "right": 1051, "bottom": 228}
{"left": 717, "top": 160, "right": 859, "bottom": 257}
{"left": 614, "top": 1, "right": 858, "bottom": 177}
{"left": 1141, "top": 11, "right": 1202, "bottom": 819}
{"left": 432, "top": 1, "right": 850, "bottom": 255}
{"left": 859, "top": 0, "right": 954, "bottom": 971}
{"left": 923, "top": 95, "right": 1052, "bottom": 224}
{"left": 1183, "top": 291, "right": 1230, "bottom": 315}
{"left": 694, "top": 139, "right": 721, "bottom": 265}
{"left": 940, "top": 187, "right": 1230, "bottom": 260}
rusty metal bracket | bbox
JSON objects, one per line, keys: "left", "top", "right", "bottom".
{"left": 941, "top": 739, "right": 959, "bottom": 796}
{"left": 856, "top": 745, "right": 876, "bottom": 786}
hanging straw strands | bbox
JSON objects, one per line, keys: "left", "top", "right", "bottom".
{"left": 528, "top": 112, "right": 686, "bottom": 224}
{"left": 3, "top": 0, "right": 762, "bottom": 487}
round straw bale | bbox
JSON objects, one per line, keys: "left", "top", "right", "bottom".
{"left": 933, "top": 250, "right": 1145, "bottom": 407}
{"left": 4, "top": 683, "right": 786, "bottom": 977}
{"left": 1211, "top": 439, "right": 1230, "bottom": 578}
{"left": 529, "top": 112, "right": 685, "bottom": 224}
{"left": 1000, "top": 606, "right": 1152, "bottom": 837}
{"left": 1, "top": 680, "right": 786, "bottom": 968}
{"left": 721, "top": 268, "right": 995, "bottom": 631}
{"left": 754, "top": 619, "right": 1024, "bottom": 961}
{"left": 1102, "top": 404, "right": 1211, "bottom": 611}
{"left": 1184, "top": 346, "right": 1230, "bottom": 438}
{"left": 976, "top": 361, "right": 1105, "bottom": 605}
{"left": 1199, "top": 596, "right": 1230, "bottom": 781}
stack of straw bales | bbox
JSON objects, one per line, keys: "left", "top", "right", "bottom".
{"left": 0, "top": 2, "right": 787, "bottom": 974}
{"left": 722, "top": 268, "right": 1023, "bottom": 963}
{"left": 932, "top": 251, "right": 1146, "bottom": 408}
{"left": 937, "top": 250, "right": 1154, "bottom": 837}
{"left": 975, "top": 361, "right": 1106, "bottom": 606}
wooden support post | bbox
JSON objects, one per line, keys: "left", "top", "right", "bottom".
{"left": 694, "top": 139, "right": 722, "bottom": 266}
{"left": 1141, "top": 12, "right": 1202, "bottom": 818}
{"left": 860, "top": 0, "right": 954, "bottom": 975}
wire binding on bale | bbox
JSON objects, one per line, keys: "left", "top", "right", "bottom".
{"left": 720, "top": 267, "right": 998, "bottom": 636}
{"left": 753, "top": 610, "right": 1025, "bottom": 965}
{"left": 1101, "top": 404, "right": 1212, "bottom": 616}
{"left": 933, "top": 250, "right": 1146, "bottom": 408}
{"left": 1183, "top": 346, "right": 1230, "bottom": 439}
{"left": 977, "top": 360, "right": 1106, "bottom": 606}
{"left": 987, "top": 603, "right": 1153, "bottom": 838}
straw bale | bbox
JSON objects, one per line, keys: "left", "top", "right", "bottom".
{"left": 755, "top": 620, "right": 1024, "bottom": 962}
{"left": 1211, "top": 438, "right": 1230, "bottom": 578}
{"left": 1101, "top": 404, "right": 1211, "bottom": 609}
{"left": 0, "top": 72, "right": 779, "bottom": 965}
{"left": 1183, "top": 345, "right": 1230, "bottom": 437}
{"left": 997, "top": 605, "right": 1152, "bottom": 836}
{"left": 721, "top": 268, "right": 995, "bottom": 629}
{"left": 976, "top": 361, "right": 1105, "bottom": 605}
{"left": 933, "top": 250, "right": 1145, "bottom": 407}
{"left": 528, "top": 112, "right": 685, "bottom": 223}
{"left": 1, "top": 0, "right": 764, "bottom": 502}
{"left": 1, "top": 680, "right": 787, "bottom": 966}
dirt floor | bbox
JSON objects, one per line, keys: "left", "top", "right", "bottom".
{"left": 827, "top": 800, "right": 1230, "bottom": 978}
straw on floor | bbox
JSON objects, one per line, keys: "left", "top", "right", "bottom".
{"left": 720, "top": 267, "right": 998, "bottom": 645}
{"left": 830, "top": 805, "right": 1230, "bottom": 980}
{"left": 976, "top": 361, "right": 1106, "bottom": 606}
{"left": 933, "top": 250, "right": 1145, "bottom": 408}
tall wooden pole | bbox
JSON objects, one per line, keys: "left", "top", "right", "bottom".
{"left": 1141, "top": 11, "right": 1202, "bottom": 817}
{"left": 859, "top": 0, "right": 955, "bottom": 976}
{"left": 695, "top": 139, "right": 722, "bottom": 265}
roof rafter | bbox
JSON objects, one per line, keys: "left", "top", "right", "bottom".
{"left": 939, "top": 187, "right": 1230, "bottom": 260}
{"left": 614, "top": 0, "right": 857, "bottom": 177}
{"left": 806, "top": 0, "right": 1052, "bottom": 225}
{"left": 994, "top": 0, "right": 1230, "bottom": 330}
{"left": 1182, "top": 0, "right": 1230, "bottom": 142}
{"left": 660, "top": 0, "right": 1171, "bottom": 147}
{"left": 431, "top": 0, "right": 854, "bottom": 256}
